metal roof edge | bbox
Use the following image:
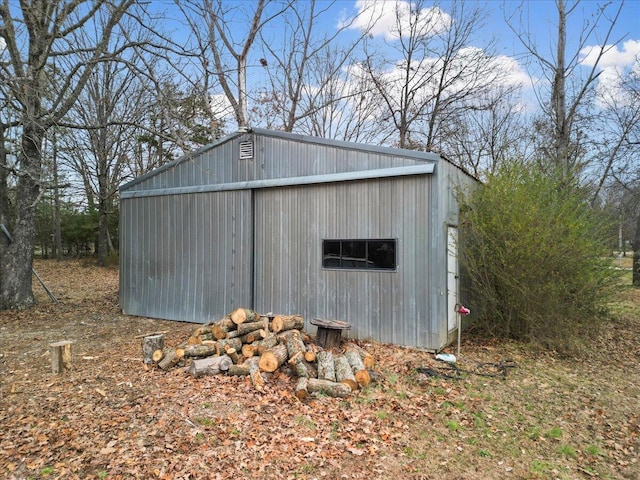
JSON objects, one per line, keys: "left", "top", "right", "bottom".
{"left": 119, "top": 132, "right": 245, "bottom": 192}
{"left": 121, "top": 163, "right": 435, "bottom": 199}
{"left": 249, "top": 128, "right": 442, "bottom": 162}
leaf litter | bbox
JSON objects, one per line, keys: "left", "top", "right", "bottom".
{"left": 0, "top": 259, "right": 638, "bottom": 479}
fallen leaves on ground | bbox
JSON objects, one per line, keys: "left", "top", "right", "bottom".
{"left": 0, "top": 259, "right": 638, "bottom": 479}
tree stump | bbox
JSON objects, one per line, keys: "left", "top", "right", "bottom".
{"left": 50, "top": 341, "right": 73, "bottom": 374}
{"left": 142, "top": 334, "right": 164, "bottom": 364}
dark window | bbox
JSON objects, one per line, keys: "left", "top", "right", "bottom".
{"left": 322, "top": 239, "right": 396, "bottom": 270}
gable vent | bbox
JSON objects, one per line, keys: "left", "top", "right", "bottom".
{"left": 239, "top": 141, "right": 254, "bottom": 160}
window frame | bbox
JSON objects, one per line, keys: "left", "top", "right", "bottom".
{"left": 322, "top": 238, "right": 397, "bottom": 271}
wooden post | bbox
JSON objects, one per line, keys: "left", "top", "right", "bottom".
{"left": 50, "top": 341, "right": 73, "bottom": 374}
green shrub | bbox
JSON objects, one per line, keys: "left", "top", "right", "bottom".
{"left": 459, "top": 162, "right": 621, "bottom": 351}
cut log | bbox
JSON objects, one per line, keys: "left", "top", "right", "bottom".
{"left": 226, "top": 364, "right": 251, "bottom": 376}
{"left": 152, "top": 349, "right": 164, "bottom": 363}
{"left": 217, "top": 337, "right": 242, "bottom": 353}
{"left": 192, "top": 325, "right": 213, "bottom": 337}
{"left": 199, "top": 332, "right": 214, "bottom": 342}
{"left": 188, "top": 355, "right": 233, "bottom": 378}
{"left": 182, "top": 344, "right": 218, "bottom": 358}
{"left": 241, "top": 344, "right": 256, "bottom": 359}
{"left": 50, "top": 341, "right": 73, "bottom": 374}
{"left": 346, "top": 343, "right": 375, "bottom": 369}
{"left": 270, "top": 314, "right": 304, "bottom": 333}
{"left": 230, "top": 307, "right": 259, "bottom": 325}
{"left": 212, "top": 315, "right": 235, "bottom": 340}
{"left": 240, "top": 329, "right": 268, "bottom": 344}
{"left": 247, "top": 357, "right": 266, "bottom": 392}
{"left": 289, "top": 352, "right": 317, "bottom": 379}
{"left": 254, "top": 335, "right": 278, "bottom": 355}
{"left": 316, "top": 351, "right": 336, "bottom": 382}
{"left": 158, "top": 347, "right": 180, "bottom": 370}
{"left": 236, "top": 318, "right": 269, "bottom": 336}
{"left": 226, "top": 348, "right": 240, "bottom": 364}
{"left": 344, "top": 349, "right": 371, "bottom": 387}
{"left": 334, "top": 354, "right": 358, "bottom": 390}
{"left": 186, "top": 336, "right": 202, "bottom": 345}
{"left": 304, "top": 344, "right": 318, "bottom": 363}
{"left": 141, "top": 334, "right": 164, "bottom": 364}
{"left": 276, "top": 329, "right": 302, "bottom": 344}
{"left": 258, "top": 343, "right": 289, "bottom": 373}
{"left": 302, "top": 359, "right": 317, "bottom": 379}
{"left": 284, "top": 331, "right": 307, "bottom": 359}
{"left": 307, "top": 378, "right": 351, "bottom": 398}
{"left": 295, "top": 377, "right": 309, "bottom": 400}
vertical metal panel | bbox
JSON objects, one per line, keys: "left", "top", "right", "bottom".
{"left": 253, "top": 175, "right": 436, "bottom": 349}
{"left": 119, "top": 190, "right": 253, "bottom": 323}
{"left": 119, "top": 130, "right": 478, "bottom": 349}
{"left": 126, "top": 133, "right": 436, "bottom": 192}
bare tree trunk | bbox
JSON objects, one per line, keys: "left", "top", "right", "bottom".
{"left": 0, "top": 0, "right": 134, "bottom": 309}
{"left": 1, "top": 121, "right": 44, "bottom": 309}
{"left": 552, "top": 0, "right": 569, "bottom": 176}
{"left": 0, "top": 122, "right": 10, "bottom": 270}
{"left": 52, "top": 130, "right": 63, "bottom": 260}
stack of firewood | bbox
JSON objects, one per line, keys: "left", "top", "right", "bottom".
{"left": 141, "top": 307, "right": 377, "bottom": 398}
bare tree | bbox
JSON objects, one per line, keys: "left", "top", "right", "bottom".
{"left": 0, "top": 0, "right": 136, "bottom": 309}
{"left": 599, "top": 67, "right": 640, "bottom": 284}
{"left": 177, "top": 0, "right": 289, "bottom": 131}
{"left": 293, "top": 52, "right": 383, "bottom": 143}
{"left": 440, "top": 88, "right": 529, "bottom": 177}
{"left": 254, "top": 0, "right": 375, "bottom": 133}
{"left": 506, "top": 0, "right": 625, "bottom": 180}
{"left": 359, "top": 0, "right": 509, "bottom": 150}
{"left": 64, "top": 59, "right": 143, "bottom": 265}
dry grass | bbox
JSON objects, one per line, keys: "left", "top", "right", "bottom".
{"left": 0, "top": 259, "right": 638, "bottom": 479}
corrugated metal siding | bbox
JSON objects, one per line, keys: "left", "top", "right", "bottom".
{"left": 253, "top": 176, "right": 437, "bottom": 349}
{"left": 119, "top": 129, "right": 477, "bottom": 350}
{"left": 119, "top": 190, "right": 253, "bottom": 322}
{"left": 126, "top": 132, "right": 436, "bottom": 193}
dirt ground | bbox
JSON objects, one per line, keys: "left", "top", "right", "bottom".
{"left": 1, "top": 259, "right": 638, "bottom": 480}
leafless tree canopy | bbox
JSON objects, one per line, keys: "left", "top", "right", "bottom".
{"left": 1, "top": 0, "right": 639, "bottom": 304}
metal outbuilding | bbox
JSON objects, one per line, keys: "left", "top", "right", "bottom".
{"left": 119, "top": 128, "right": 475, "bottom": 351}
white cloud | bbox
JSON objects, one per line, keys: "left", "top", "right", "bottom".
{"left": 579, "top": 39, "right": 640, "bottom": 69}
{"left": 580, "top": 39, "right": 640, "bottom": 107}
{"left": 341, "top": 0, "right": 452, "bottom": 41}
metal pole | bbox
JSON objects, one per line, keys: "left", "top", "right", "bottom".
{"left": 457, "top": 311, "right": 461, "bottom": 358}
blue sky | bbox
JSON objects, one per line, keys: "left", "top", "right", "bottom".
{"left": 153, "top": 0, "right": 640, "bottom": 128}
{"left": 157, "top": 1, "right": 640, "bottom": 78}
